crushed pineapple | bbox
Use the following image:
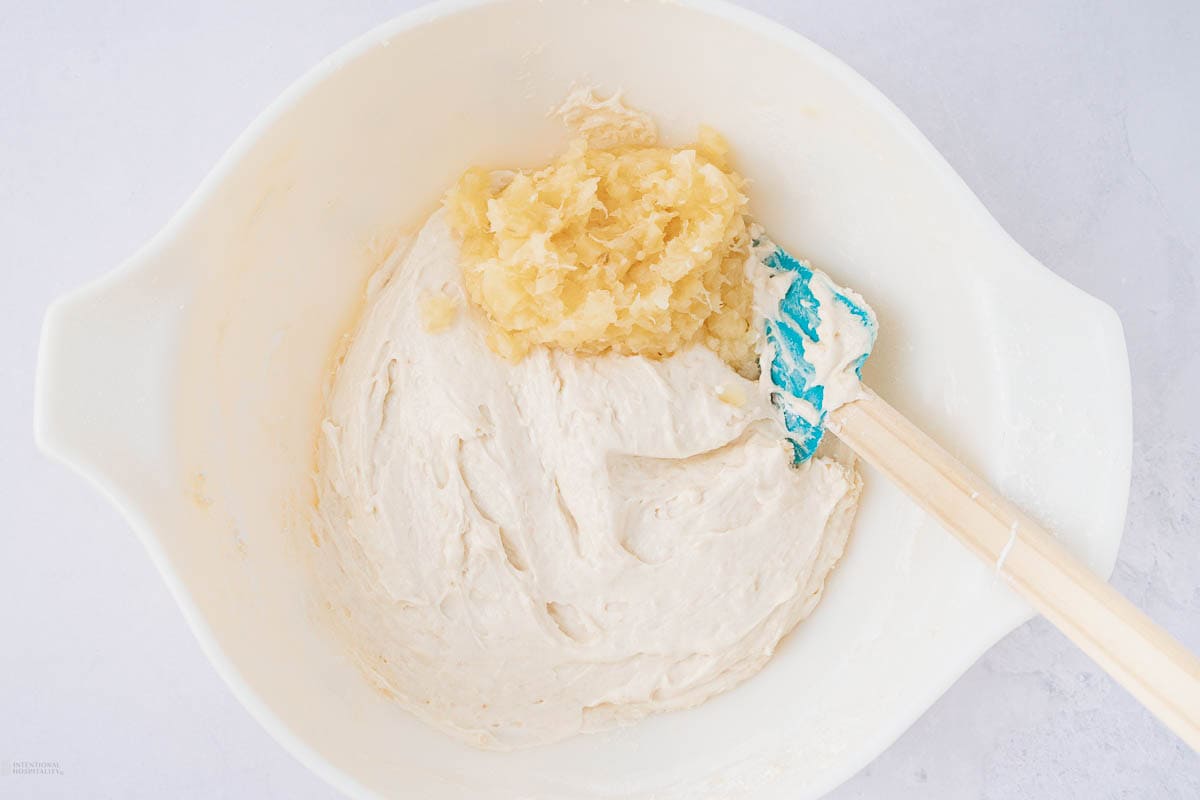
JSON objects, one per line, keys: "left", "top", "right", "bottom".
{"left": 554, "top": 87, "right": 659, "bottom": 150}
{"left": 443, "top": 102, "right": 759, "bottom": 378}
{"left": 715, "top": 383, "right": 748, "bottom": 407}
{"left": 419, "top": 290, "right": 458, "bottom": 333}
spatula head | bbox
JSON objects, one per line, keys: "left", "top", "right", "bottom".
{"left": 753, "top": 236, "right": 878, "bottom": 464}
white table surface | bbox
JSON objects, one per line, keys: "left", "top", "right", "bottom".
{"left": 2, "top": 0, "right": 1198, "bottom": 797}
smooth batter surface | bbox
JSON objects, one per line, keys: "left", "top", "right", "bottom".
{"left": 312, "top": 211, "right": 864, "bottom": 749}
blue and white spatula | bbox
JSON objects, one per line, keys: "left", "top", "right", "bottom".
{"left": 756, "top": 235, "right": 1200, "bottom": 751}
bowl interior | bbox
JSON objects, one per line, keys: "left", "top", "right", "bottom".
{"left": 121, "top": 1, "right": 1135, "bottom": 797}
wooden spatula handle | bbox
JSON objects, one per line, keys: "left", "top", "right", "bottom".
{"left": 830, "top": 389, "right": 1200, "bottom": 750}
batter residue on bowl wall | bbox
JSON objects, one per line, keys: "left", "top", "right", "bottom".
{"left": 311, "top": 90, "right": 864, "bottom": 750}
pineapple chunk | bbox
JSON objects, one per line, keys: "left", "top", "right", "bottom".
{"left": 419, "top": 290, "right": 458, "bottom": 333}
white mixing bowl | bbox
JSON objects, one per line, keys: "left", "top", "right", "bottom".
{"left": 35, "top": 1, "right": 1131, "bottom": 797}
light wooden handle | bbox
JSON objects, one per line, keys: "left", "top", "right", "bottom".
{"left": 829, "top": 389, "right": 1200, "bottom": 750}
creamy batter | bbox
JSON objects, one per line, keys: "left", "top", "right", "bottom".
{"left": 312, "top": 211, "right": 864, "bottom": 749}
